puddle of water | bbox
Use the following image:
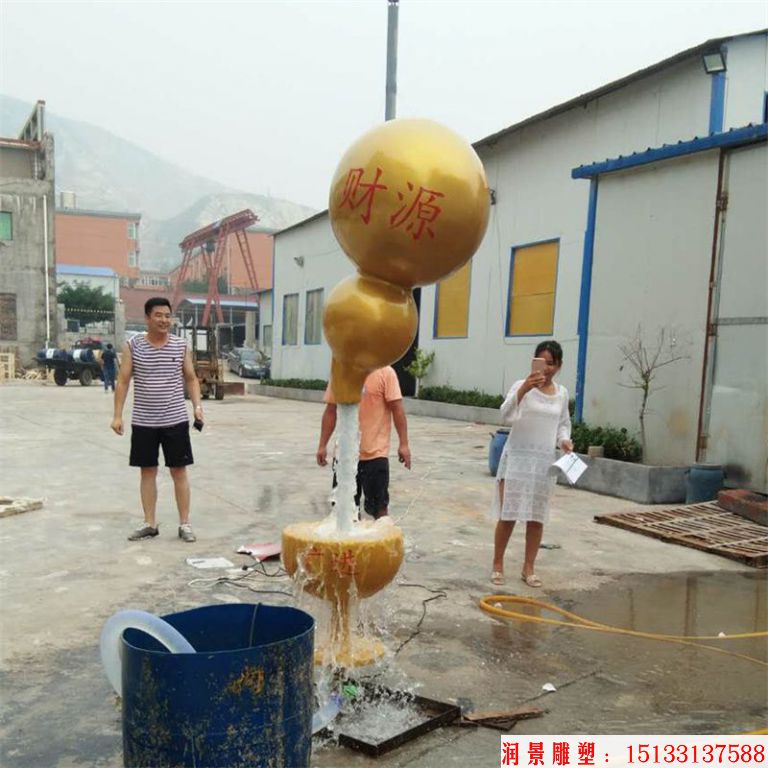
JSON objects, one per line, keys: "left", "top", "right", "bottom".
{"left": 483, "top": 571, "right": 768, "bottom": 733}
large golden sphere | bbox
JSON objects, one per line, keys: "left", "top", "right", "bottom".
{"left": 324, "top": 274, "right": 417, "bottom": 402}
{"left": 329, "top": 118, "right": 490, "bottom": 288}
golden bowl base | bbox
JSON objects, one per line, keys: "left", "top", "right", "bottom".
{"left": 314, "top": 635, "right": 386, "bottom": 668}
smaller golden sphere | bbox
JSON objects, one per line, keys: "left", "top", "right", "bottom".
{"left": 323, "top": 274, "right": 417, "bottom": 402}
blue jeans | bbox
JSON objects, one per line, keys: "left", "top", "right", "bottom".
{"left": 103, "top": 366, "right": 116, "bottom": 391}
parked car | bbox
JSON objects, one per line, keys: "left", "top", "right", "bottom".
{"left": 227, "top": 348, "right": 270, "bottom": 379}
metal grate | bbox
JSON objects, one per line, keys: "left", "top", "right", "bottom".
{"left": 595, "top": 502, "right": 768, "bottom": 568}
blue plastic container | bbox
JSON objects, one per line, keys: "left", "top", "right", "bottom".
{"left": 685, "top": 464, "right": 724, "bottom": 504}
{"left": 121, "top": 603, "right": 314, "bottom": 768}
{"left": 489, "top": 428, "right": 510, "bottom": 476}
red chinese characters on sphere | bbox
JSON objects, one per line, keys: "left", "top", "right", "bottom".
{"left": 390, "top": 182, "right": 444, "bottom": 240}
{"left": 339, "top": 167, "right": 388, "bottom": 225}
{"left": 338, "top": 168, "right": 446, "bottom": 241}
{"left": 328, "top": 118, "right": 490, "bottom": 289}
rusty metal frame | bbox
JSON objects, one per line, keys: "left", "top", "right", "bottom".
{"left": 171, "top": 209, "right": 260, "bottom": 326}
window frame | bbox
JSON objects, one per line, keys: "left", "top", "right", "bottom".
{"left": 0, "top": 211, "right": 12, "bottom": 241}
{"left": 505, "top": 238, "right": 560, "bottom": 338}
{"left": 281, "top": 293, "right": 299, "bottom": 346}
{"left": 433, "top": 260, "right": 472, "bottom": 339}
{"left": 304, "top": 288, "right": 324, "bottom": 345}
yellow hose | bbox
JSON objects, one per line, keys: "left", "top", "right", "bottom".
{"left": 479, "top": 594, "right": 768, "bottom": 668}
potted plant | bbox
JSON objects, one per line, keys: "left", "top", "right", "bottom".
{"left": 405, "top": 348, "right": 435, "bottom": 398}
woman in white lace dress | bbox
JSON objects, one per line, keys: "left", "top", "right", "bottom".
{"left": 491, "top": 341, "right": 573, "bottom": 588}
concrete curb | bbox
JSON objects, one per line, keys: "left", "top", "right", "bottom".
{"left": 246, "top": 383, "right": 325, "bottom": 402}
{"left": 401, "top": 398, "right": 503, "bottom": 425}
{"left": 557, "top": 453, "right": 688, "bottom": 504}
{"left": 247, "top": 384, "right": 504, "bottom": 424}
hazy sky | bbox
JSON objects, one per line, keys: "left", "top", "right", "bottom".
{"left": 2, "top": 1, "right": 766, "bottom": 209}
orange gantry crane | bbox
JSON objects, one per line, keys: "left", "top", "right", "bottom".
{"left": 171, "top": 208, "right": 260, "bottom": 327}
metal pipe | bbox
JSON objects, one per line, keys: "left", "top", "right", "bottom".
{"left": 574, "top": 178, "right": 599, "bottom": 422}
{"left": 42, "top": 193, "right": 51, "bottom": 348}
{"left": 385, "top": 0, "right": 399, "bottom": 121}
{"left": 695, "top": 150, "right": 727, "bottom": 461}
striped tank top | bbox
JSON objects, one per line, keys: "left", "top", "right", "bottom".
{"left": 129, "top": 334, "right": 189, "bottom": 427}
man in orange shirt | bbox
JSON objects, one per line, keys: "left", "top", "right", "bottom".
{"left": 316, "top": 366, "right": 411, "bottom": 519}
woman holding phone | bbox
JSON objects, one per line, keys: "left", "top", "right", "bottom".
{"left": 491, "top": 340, "right": 573, "bottom": 587}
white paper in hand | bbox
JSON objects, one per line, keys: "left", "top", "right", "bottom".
{"left": 553, "top": 453, "right": 588, "bottom": 485}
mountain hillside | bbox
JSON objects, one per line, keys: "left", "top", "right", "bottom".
{"left": 1, "top": 96, "right": 316, "bottom": 269}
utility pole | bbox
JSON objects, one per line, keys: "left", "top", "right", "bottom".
{"left": 385, "top": 0, "right": 399, "bottom": 120}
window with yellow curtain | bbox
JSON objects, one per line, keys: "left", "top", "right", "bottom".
{"left": 434, "top": 260, "right": 471, "bottom": 338}
{"left": 506, "top": 240, "right": 558, "bottom": 336}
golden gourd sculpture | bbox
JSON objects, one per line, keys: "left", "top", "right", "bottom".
{"left": 282, "top": 119, "right": 490, "bottom": 666}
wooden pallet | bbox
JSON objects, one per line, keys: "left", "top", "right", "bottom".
{"left": 595, "top": 502, "right": 768, "bottom": 568}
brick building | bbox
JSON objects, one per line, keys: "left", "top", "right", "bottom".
{"left": 56, "top": 200, "right": 141, "bottom": 282}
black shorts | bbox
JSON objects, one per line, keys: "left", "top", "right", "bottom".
{"left": 333, "top": 457, "right": 390, "bottom": 518}
{"left": 357, "top": 458, "right": 390, "bottom": 518}
{"left": 130, "top": 421, "right": 193, "bottom": 468}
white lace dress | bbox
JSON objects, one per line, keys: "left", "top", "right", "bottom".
{"left": 491, "top": 380, "right": 571, "bottom": 524}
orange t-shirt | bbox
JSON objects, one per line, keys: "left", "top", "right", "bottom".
{"left": 324, "top": 366, "right": 403, "bottom": 460}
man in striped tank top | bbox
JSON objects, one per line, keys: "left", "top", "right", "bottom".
{"left": 111, "top": 297, "right": 204, "bottom": 542}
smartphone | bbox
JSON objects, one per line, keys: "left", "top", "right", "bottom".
{"left": 531, "top": 357, "right": 547, "bottom": 374}
{"left": 193, "top": 418, "right": 204, "bottom": 432}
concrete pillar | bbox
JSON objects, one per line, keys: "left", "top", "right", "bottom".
{"left": 114, "top": 300, "right": 126, "bottom": 347}
{"left": 244, "top": 310, "right": 257, "bottom": 348}
{"left": 55, "top": 302, "right": 66, "bottom": 349}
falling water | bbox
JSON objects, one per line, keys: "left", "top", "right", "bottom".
{"left": 335, "top": 403, "right": 359, "bottom": 533}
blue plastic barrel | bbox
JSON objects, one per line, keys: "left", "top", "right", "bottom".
{"left": 685, "top": 464, "right": 724, "bottom": 503}
{"left": 73, "top": 348, "right": 94, "bottom": 362}
{"left": 121, "top": 603, "right": 314, "bottom": 768}
{"left": 489, "top": 428, "right": 510, "bottom": 476}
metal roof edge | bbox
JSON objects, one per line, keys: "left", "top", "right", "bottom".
{"left": 473, "top": 29, "right": 767, "bottom": 151}
{"left": 571, "top": 123, "right": 768, "bottom": 178}
{"left": 56, "top": 264, "right": 118, "bottom": 276}
{"left": 273, "top": 209, "right": 329, "bottom": 237}
{"left": 55, "top": 208, "right": 142, "bottom": 220}
{"left": 0, "top": 137, "right": 40, "bottom": 150}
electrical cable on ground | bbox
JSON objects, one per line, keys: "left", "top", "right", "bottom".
{"left": 480, "top": 594, "right": 768, "bottom": 668}
{"left": 187, "top": 560, "right": 292, "bottom": 597}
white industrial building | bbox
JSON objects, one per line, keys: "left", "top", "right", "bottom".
{"left": 270, "top": 30, "right": 767, "bottom": 491}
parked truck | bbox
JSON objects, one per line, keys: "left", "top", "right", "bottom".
{"left": 36, "top": 340, "right": 105, "bottom": 387}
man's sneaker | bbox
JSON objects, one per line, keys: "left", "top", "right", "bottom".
{"left": 178, "top": 523, "right": 197, "bottom": 543}
{"left": 128, "top": 524, "right": 159, "bottom": 541}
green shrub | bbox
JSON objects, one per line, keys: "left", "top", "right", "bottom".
{"left": 572, "top": 422, "right": 642, "bottom": 462}
{"left": 419, "top": 385, "right": 503, "bottom": 409}
{"left": 264, "top": 378, "right": 327, "bottom": 391}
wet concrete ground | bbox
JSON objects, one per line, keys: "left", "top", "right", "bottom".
{"left": 0, "top": 381, "right": 765, "bottom": 767}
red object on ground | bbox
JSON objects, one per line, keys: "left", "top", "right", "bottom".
{"left": 718, "top": 489, "right": 768, "bottom": 527}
